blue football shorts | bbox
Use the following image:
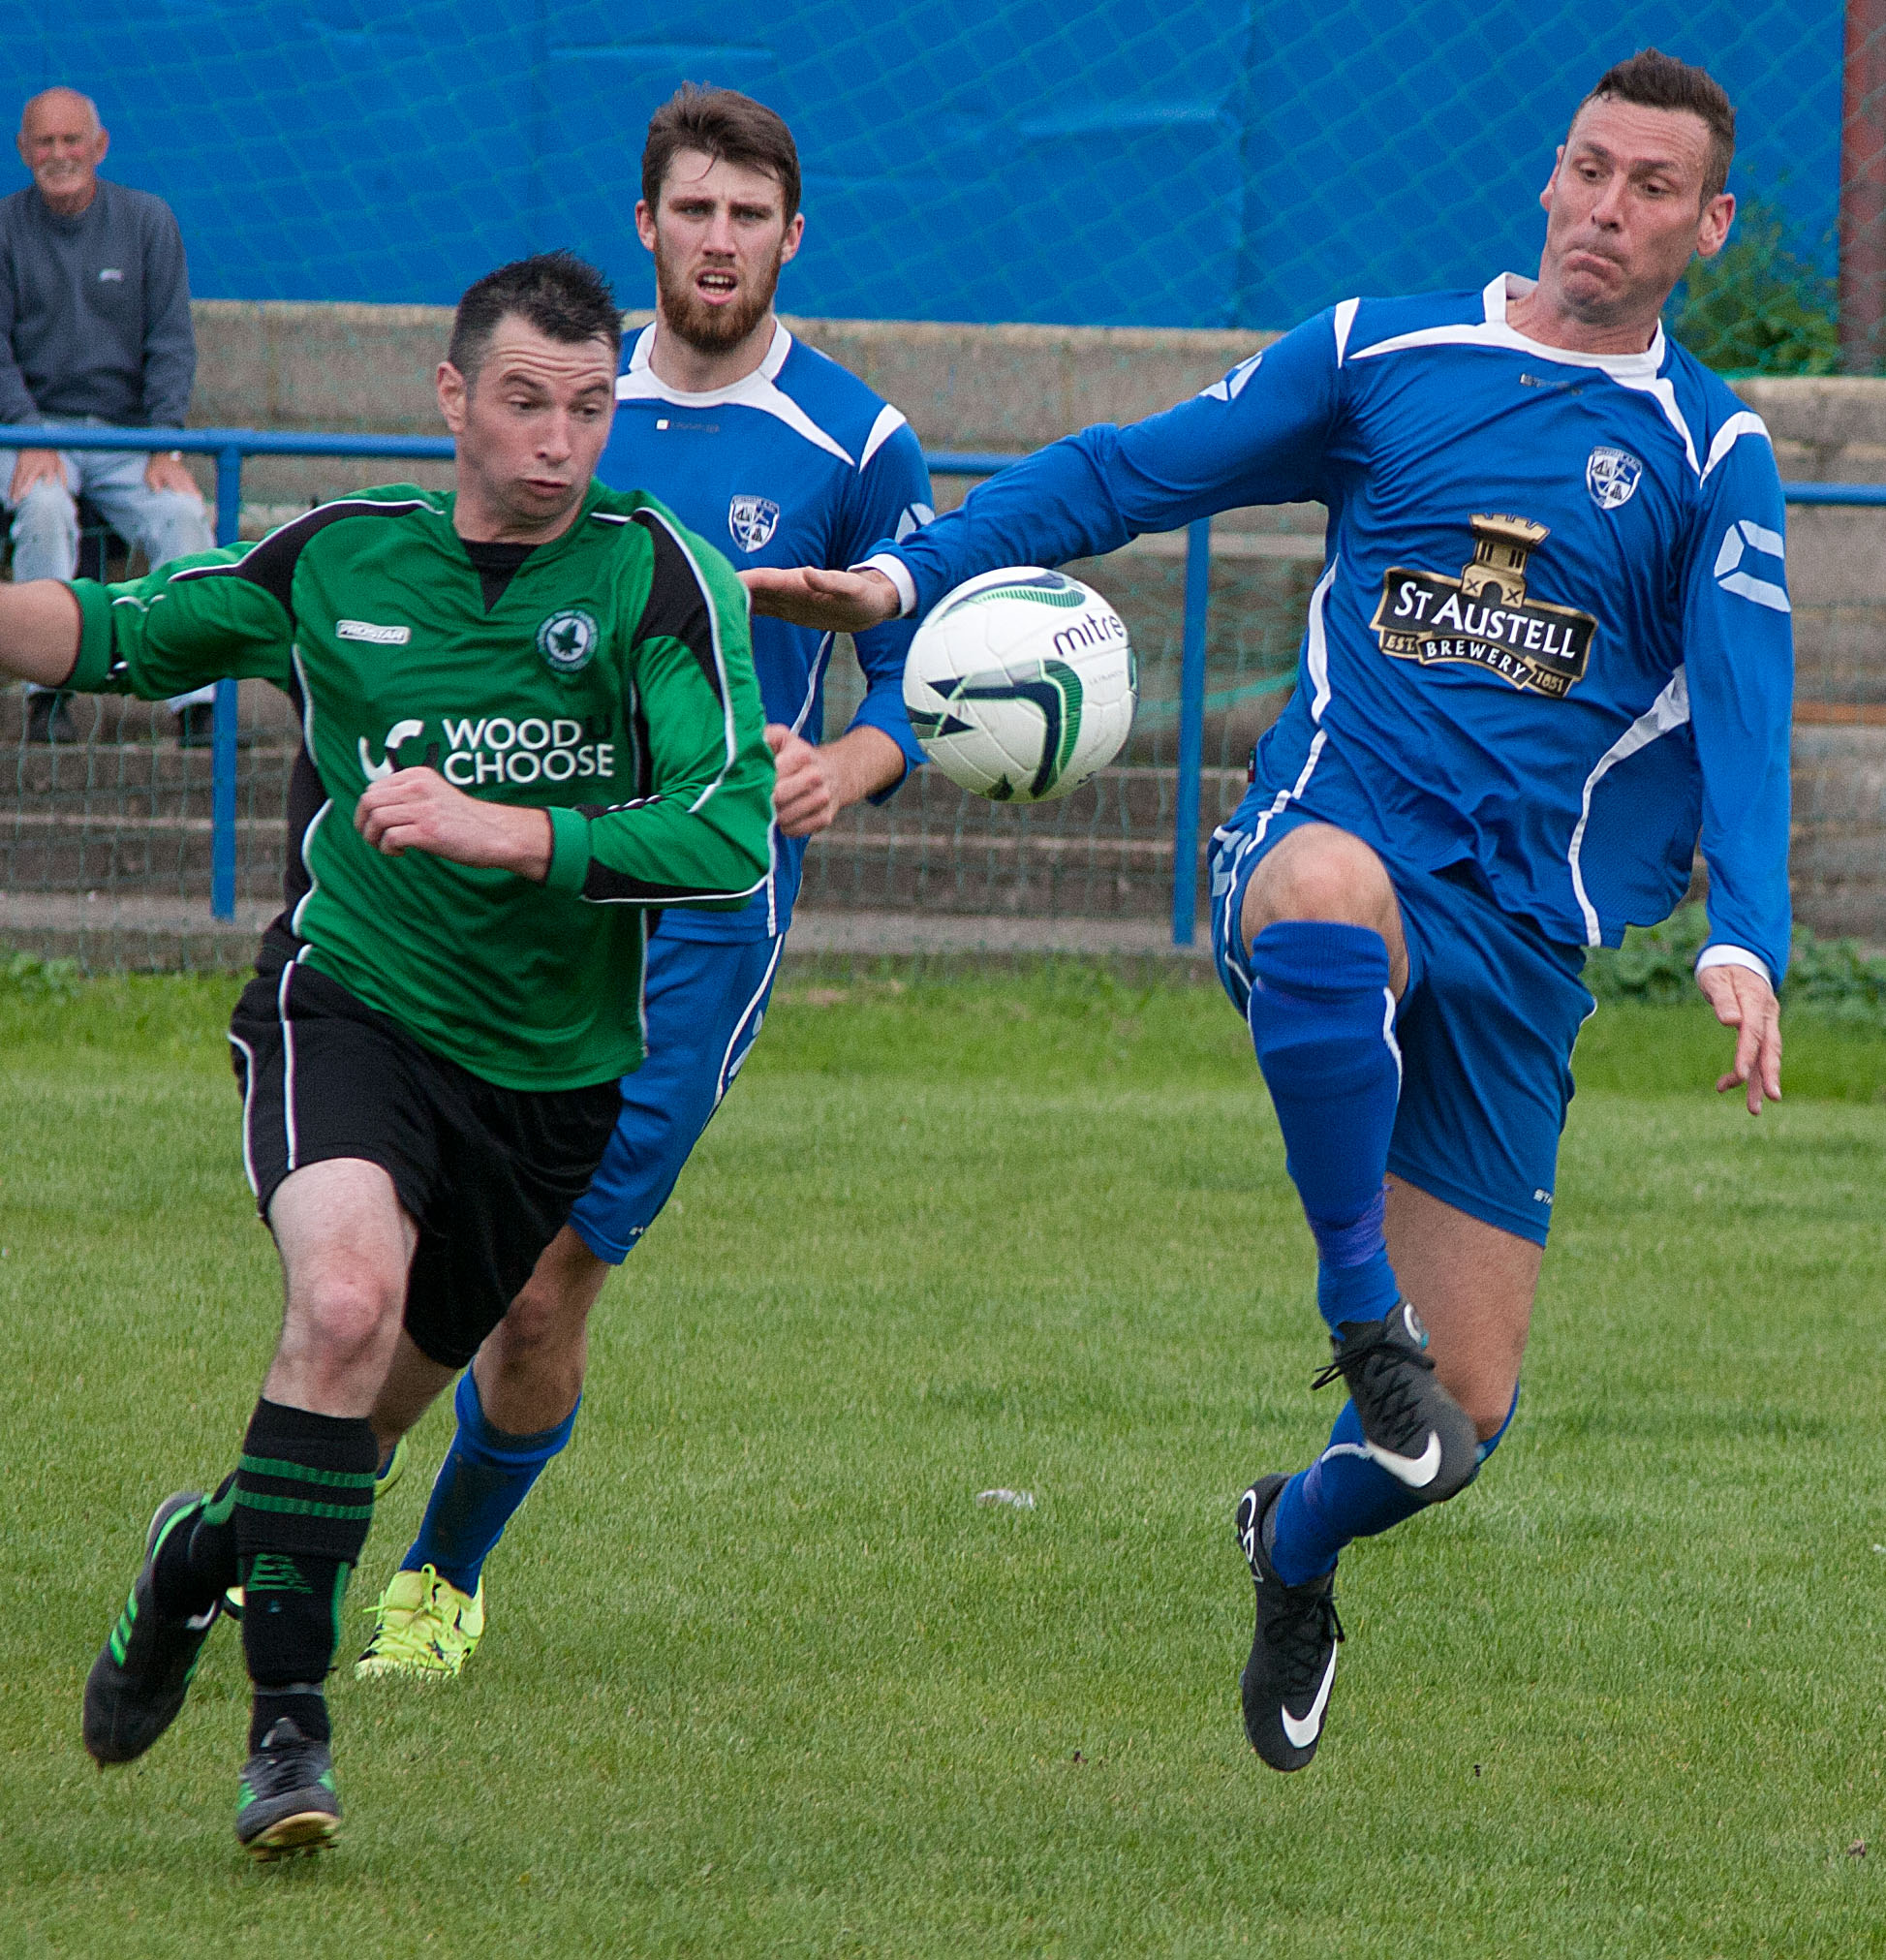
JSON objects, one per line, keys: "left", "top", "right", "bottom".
{"left": 566, "top": 922, "right": 785, "bottom": 1264}
{"left": 1209, "top": 809, "right": 1595, "bottom": 1246}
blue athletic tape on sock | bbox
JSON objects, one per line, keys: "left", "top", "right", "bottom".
{"left": 1268, "top": 1381, "right": 1519, "bottom": 1586}
{"left": 1309, "top": 1186, "right": 1388, "bottom": 1273}
{"left": 1246, "top": 919, "right": 1403, "bottom": 1332}
{"left": 401, "top": 1369, "right": 578, "bottom": 1597}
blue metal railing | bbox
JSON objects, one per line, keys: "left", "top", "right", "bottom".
{"left": 7, "top": 424, "right": 1882, "bottom": 945}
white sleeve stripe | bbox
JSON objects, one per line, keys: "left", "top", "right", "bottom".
{"left": 1566, "top": 669, "right": 1691, "bottom": 944}
{"left": 1305, "top": 559, "right": 1338, "bottom": 719}
{"left": 859, "top": 404, "right": 909, "bottom": 472}
{"left": 168, "top": 497, "right": 431, "bottom": 580}
{"left": 1700, "top": 411, "right": 1773, "bottom": 482}
{"left": 1332, "top": 297, "right": 1360, "bottom": 366}
{"left": 637, "top": 508, "right": 739, "bottom": 815}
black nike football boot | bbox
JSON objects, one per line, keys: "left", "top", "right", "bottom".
{"left": 1313, "top": 1300, "right": 1480, "bottom": 1503}
{"left": 1234, "top": 1474, "right": 1345, "bottom": 1771}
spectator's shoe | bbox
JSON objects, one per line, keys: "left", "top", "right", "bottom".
{"left": 354, "top": 1565, "right": 483, "bottom": 1681}
{"left": 1234, "top": 1474, "right": 1344, "bottom": 1772}
{"left": 235, "top": 1717, "right": 341, "bottom": 1860}
{"left": 227, "top": 1437, "right": 406, "bottom": 1622}
{"left": 174, "top": 702, "right": 252, "bottom": 750}
{"left": 1312, "top": 1300, "right": 1480, "bottom": 1502}
{"left": 25, "top": 690, "right": 77, "bottom": 744}
{"left": 83, "top": 1491, "right": 222, "bottom": 1764}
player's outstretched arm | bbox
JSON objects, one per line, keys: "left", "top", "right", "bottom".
{"left": 742, "top": 565, "right": 902, "bottom": 633}
{"left": 0, "top": 579, "right": 83, "bottom": 685}
{"left": 1697, "top": 962, "right": 1782, "bottom": 1114}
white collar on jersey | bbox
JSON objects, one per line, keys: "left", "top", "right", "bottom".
{"left": 615, "top": 320, "right": 856, "bottom": 467}
{"left": 1340, "top": 271, "right": 1717, "bottom": 475}
{"left": 1342, "top": 272, "right": 1665, "bottom": 381}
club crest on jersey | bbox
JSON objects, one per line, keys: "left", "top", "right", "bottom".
{"left": 727, "top": 494, "right": 781, "bottom": 553}
{"left": 1586, "top": 446, "right": 1643, "bottom": 512}
{"left": 537, "top": 607, "right": 599, "bottom": 675}
{"left": 1370, "top": 514, "right": 1597, "bottom": 700}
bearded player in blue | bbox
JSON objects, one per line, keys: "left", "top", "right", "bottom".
{"left": 353, "top": 88, "right": 931, "bottom": 1677}
{"left": 748, "top": 49, "right": 1791, "bottom": 1770}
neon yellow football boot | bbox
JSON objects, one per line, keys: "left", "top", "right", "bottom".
{"left": 354, "top": 1565, "right": 484, "bottom": 1682}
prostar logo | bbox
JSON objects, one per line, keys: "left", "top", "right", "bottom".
{"left": 1714, "top": 519, "right": 1791, "bottom": 613}
{"left": 337, "top": 618, "right": 412, "bottom": 645}
{"left": 1200, "top": 350, "right": 1263, "bottom": 401}
{"left": 1370, "top": 513, "right": 1597, "bottom": 700}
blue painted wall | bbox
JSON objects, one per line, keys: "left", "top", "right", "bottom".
{"left": 1, "top": 0, "right": 1840, "bottom": 327}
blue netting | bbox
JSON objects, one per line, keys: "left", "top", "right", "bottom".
{"left": 0, "top": 1, "right": 1853, "bottom": 331}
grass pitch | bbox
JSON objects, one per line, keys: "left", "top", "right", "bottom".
{"left": 4, "top": 964, "right": 1886, "bottom": 1956}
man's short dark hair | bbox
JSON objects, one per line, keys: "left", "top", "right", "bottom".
{"left": 641, "top": 86, "right": 800, "bottom": 222}
{"left": 448, "top": 251, "right": 621, "bottom": 384}
{"left": 1576, "top": 48, "right": 1736, "bottom": 205}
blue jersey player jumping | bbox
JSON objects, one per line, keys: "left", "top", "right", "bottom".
{"left": 747, "top": 50, "right": 1791, "bottom": 1770}
{"left": 356, "top": 88, "right": 930, "bottom": 1678}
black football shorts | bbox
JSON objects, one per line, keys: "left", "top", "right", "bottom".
{"left": 228, "top": 931, "right": 622, "bottom": 1368}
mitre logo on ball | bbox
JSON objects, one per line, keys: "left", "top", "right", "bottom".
{"left": 727, "top": 494, "right": 782, "bottom": 552}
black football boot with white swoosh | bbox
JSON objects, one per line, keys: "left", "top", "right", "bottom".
{"left": 1313, "top": 1300, "right": 1480, "bottom": 1503}
{"left": 1234, "top": 1474, "right": 1344, "bottom": 1771}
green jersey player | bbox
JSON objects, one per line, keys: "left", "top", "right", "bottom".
{"left": 0, "top": 252, "right": 773, "bottom": 1859}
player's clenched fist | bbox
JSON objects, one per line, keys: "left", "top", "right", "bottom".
{"left": 355, "top": 765, "right": 553, "bottom": 880}
{"left": 766, "top": 724, "right": 837, "bottom": 836}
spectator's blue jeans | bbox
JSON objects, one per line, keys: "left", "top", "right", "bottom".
{"left": 2, "top": 422, "right": 215, "bottom": 710}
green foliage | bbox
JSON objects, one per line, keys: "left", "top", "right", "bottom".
{"left": 1668, "top": 201, "right": 1840, "bottom": 376}
{"left": 1586, "top": 905, "right": 1886, "bottom": 1024}
{"left": 0, "top": 949, "right": 82, "bottom": 1002}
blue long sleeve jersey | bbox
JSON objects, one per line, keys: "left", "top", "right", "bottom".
{"left": 597, "top": 322, "right": 931, "bottom": 941}
{"left": 868, "top": 274, "right": 1794, "bottom": 980}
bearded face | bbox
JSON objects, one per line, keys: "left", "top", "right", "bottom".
{"left": 653, "top": 220, "right": 786, "bottom": 356}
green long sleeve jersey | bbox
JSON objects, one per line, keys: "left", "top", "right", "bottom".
{"left": 68, "top": 482, "right": 774, "bottom": 1089}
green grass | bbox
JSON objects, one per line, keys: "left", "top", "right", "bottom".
{"left": 4, "top": 969, "right": 1886, "bottom": 1955}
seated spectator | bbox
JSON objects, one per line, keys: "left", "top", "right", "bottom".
{"left": 1, "top": 84, "right": 217, "bottom": 745}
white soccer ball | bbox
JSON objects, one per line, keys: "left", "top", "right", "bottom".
{"left": 902, "top": 568, "right": 1136, "bottom": 802}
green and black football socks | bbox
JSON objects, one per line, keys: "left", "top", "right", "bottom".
{"left": 232, "top": 1400, "right": 376, "bottom": 1736}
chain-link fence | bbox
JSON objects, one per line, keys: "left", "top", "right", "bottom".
{"left": 2, "top": 4, "right": 1885, "bottom": 965}
{"left": 3, "top": 1, "right": 1876, "bottom": 364}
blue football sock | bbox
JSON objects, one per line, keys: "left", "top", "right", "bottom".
{"left": 1246, "top": 919, "right": 1404, "bottom": 1332}
{"left": 1266, "top": 1383, "right": 1520, "bottom": 1586}
{"left": 402, "top": 1368, "right": 577, "bottom": 1597}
